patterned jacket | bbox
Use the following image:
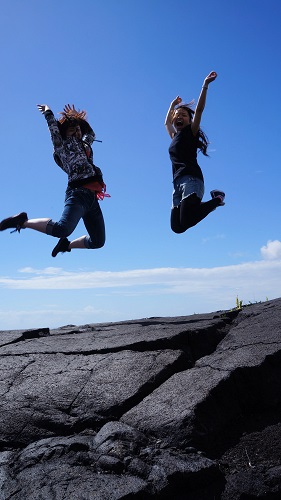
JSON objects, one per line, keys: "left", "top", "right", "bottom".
{"left": 43, "top": 110, "right": 103, "bottom": 188}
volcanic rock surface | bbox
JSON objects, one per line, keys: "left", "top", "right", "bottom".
{"left": 1, "top": 298, "right": 281, "bottom": 499}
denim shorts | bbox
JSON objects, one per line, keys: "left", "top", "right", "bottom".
{"left": 172, "top": 175, "right": 205, "bottom": 208}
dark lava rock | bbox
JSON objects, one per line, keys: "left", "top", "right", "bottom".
{"left": 0, "top": 298, "right": 281, "bottom": 499}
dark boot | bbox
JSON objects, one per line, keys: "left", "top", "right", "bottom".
{"left": 52, "top": 237, "right": 71, "bottom": 257}
{"left": 0, "top": 212, "right": 28, "bottom": 233}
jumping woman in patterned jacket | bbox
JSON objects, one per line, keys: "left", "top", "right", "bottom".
{"left": 0, "top": 104, "right": 109, "bottom": 257}
{"left": 165, "top": 71, "right": 225, "bottom": 234}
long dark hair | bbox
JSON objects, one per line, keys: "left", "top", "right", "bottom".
{"left": 174, "top": 105, "right": 209, "bottom": 156}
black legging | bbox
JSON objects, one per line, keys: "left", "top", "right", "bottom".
{"left": 170, "top": 193, "right": 220, "bottom": 233}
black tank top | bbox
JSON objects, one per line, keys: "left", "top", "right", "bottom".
{"left": 169, "top": 124, "right": 204, "bottom": 182}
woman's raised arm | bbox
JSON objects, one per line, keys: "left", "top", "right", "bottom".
{"left": 191, "top": 71, "right": 217, "bottom": 136}
{"left": 165, "top": 96, "right": 182, "bottom": 138}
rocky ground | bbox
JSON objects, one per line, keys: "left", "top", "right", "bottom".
{"left": 0, "top": 298, "right": 281, "bottom": 499}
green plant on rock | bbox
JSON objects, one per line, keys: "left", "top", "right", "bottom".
{"left": 230, "top": 296, "right": 268, "bottom": 313}
{"left": 236, "top": 295, "right": 243, "bottom": 310}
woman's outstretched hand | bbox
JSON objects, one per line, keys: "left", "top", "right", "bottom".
{"left": 37, "top": 104, "right": 50, "bottom": 113}
{"left": 171, "top": 96, "right": 182, "bottom": 107}
{"left": 204, "top": 71, "right": 217, "bottom": 85}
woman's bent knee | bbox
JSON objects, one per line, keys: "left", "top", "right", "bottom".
{"left": 85, "top": 236, "right": 106, "bottom": 249}
{"left": 170, "top": 222, "right": 186, "bottom": 234}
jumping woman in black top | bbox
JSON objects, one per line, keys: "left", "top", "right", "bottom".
{"left": 165, "top": 71, "right": 225, "bottom": 234}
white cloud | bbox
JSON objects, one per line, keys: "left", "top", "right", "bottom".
{"left": 260, "top": 240, "right": 281, "bottom": 260}
{"left": 0, "top": 244, "right": 280, "bottom": 330}
{"left": 0, "top": 260, "right": 280, "bottom": 295}
{"left": 19, "top": 267, "right": 67, "bottom": 275}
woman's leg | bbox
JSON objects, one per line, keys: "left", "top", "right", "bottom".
{"left": 178, "top": 194, "right": 202, "bottom": 231}
{"left": 24, "top": 218, "right": 51, "bottom": 233}
{"left": 196, "top": 198, "right": 222, "bottom": 223}
{"left": 171, "top": 178, "right": 186, "bottom": 233}
{"left": 181, "top": 195, "right": 221, "bottom": 229}
{"left": 82, "top": 199, "right": 105, "bottom": 249}
{"left": 47, "top": 189, "right": 86, "bottom": 238}
{"left": 0, "top": 189, "right": 85, "bottom": 238}
{"left": 171, "top": 176, "right": 203, "bottom": 233}
{"left": 68, "top": 236, "right": 87, "bottom": 249}
{"left": 171, "top": 175, "right": 224, "bottom": 233}
{"left": 0, "top": 213, "right": 50, "bottom": 234}
{"left": 171, "top": 194, "right": 221, "bottom": 233}
{"left": 52, "top": 192, "right": 106, "bottom": 255}
{"left": 170, "top": 206, "right": 185, "bottom": 233}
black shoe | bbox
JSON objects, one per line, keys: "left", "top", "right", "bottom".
{"left": 0, "top": 212, "right": 28, "bottom": 233}
{"left": 210, "top": 190, "right": 225, "bottom": 206}
{"left": 52, "top": 237, "right": 71, "bottom": 257}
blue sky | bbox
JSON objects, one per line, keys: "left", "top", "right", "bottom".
{"left": 0, "top": 0, "right": 281, "bottom": 330}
